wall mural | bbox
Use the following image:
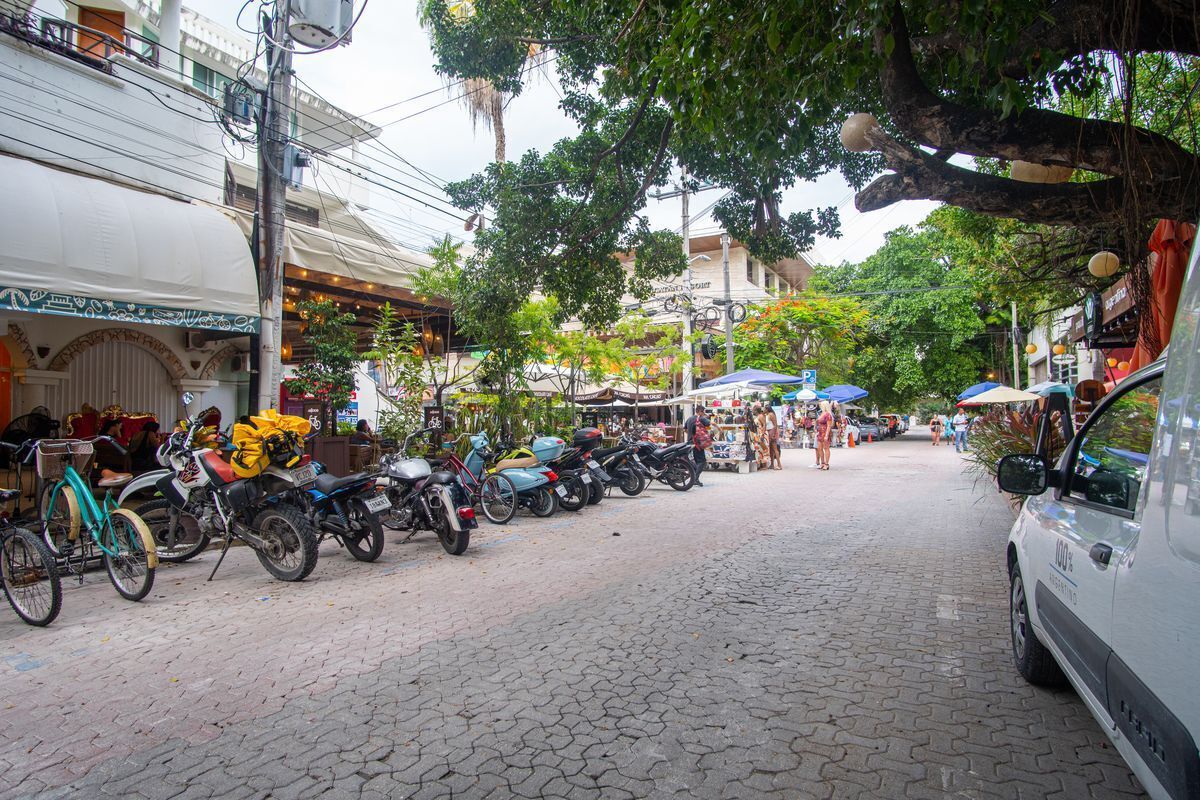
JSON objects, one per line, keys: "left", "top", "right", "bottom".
{"left": 0, "top": 287, "right": 258, "bottom": 334}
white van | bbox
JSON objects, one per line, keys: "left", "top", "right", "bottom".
{"left": 998, "top": 239, "right": 1199, "bottom": 800}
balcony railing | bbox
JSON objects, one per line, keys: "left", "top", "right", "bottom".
{"left": 0, "top": 12, "right": 159, "bottom": 73}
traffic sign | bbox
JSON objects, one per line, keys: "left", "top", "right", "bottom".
{"left": 800, "top": 369, "right": 817, "bottom": 384}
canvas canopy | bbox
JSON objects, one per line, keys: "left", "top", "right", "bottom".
{"left": 0, "top": 154, "right": 259, "bottom": 331}
{"left": 957, "top": 386, "right": 1040, "bottom": 406}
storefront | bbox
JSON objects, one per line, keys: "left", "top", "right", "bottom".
{"left": 1068, "top": 275, "right": 1139, "bottom": 384}
{"left": 0, "top": 154, "right": 260, "bottom": 438}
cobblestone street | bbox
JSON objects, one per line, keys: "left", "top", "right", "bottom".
{"left": 1, "top": 433, "right": 1145, "bottom": 799}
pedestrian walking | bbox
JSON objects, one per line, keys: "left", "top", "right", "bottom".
{"left": 766, "top": 405, "right": 782, "bottom": 470}
{"left": 751, "top": 404, "right": 770, "bottom": 470}
{"left": 929, "top": 414, "right": 943, "bottom": 446}
{"left": 952, "top": 410, "right": 970, "bottom": 452}
{"left": 684, "top": 405, "right": 712, "bottom": 487}
{"left": 815, "top": 400, "right": 834, "bottom": 470}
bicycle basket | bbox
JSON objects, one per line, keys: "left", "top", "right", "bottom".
{"left": 35, "top": 440, "right": 94, "bottom": 481}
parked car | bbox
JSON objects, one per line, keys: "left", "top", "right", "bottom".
{"left": 997, "top": 230, "right": 1200, "bottom": 800}
{"left": 850, "top": 417, "right": 883, "bottom": 442}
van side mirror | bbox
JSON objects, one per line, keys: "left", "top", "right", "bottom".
{"left": 998, "top": 453, "right": 1053, "bottom": 495}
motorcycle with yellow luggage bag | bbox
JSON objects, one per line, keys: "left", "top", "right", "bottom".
{"left": 123, "top": 397, "right": 321, "bottom": 582}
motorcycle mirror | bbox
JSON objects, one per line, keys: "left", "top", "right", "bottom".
{"left": 182, "top": 391, "right": 195, "bottom": 407}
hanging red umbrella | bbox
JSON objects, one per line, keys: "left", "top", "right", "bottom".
{"left": 1129, "top": 219, "right": 1197, "bottom": 371}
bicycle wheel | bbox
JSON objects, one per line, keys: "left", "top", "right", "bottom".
{"left": 103, "top": 509, "right": 157, "bottom": 602}
{"left": 478, "top": 473, "right": 517, "bottom": 524}
{"left": 2, "top": 527, "right": 62, "bottom": 626}
{"left": 40, "top": 483, "right": 80, "bottom": 558}
{"left": 135, "top": 499, "right": 211, "bottom": 563}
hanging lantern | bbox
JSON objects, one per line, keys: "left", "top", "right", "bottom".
{"left": 840, "top": 113, "right": 882, "bottom": 152}
{"left": 1117, "top": 361, "right": 1130, "bottom": 371}
{"left": 1025, "top": 344, "right": 1037, "bottom": 355}
{"left": 1009, "top": 161, "right": 1074, "bottom": 184}
{"left": 1052, "top": 343, "right": 1066, "bottom": 355}
{"left": 1107, "top": 357, "right": 1118, "bottom": 368}
{"left": 1088, "top": 251, "right": 1121, "bottom": 278}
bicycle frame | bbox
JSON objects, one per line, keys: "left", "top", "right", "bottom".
{"left": 44, "top": 465, "right": 124, "bottom": 558}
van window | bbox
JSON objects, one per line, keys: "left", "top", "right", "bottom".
{"left": 1068, "top": 377, "right": 1161, "bottom": 513}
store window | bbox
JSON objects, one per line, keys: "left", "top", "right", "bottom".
{"left": 191, "top": 62, "right": 230, "bottom": 98}
{"left": 746, "top": 259, "right": 756, "bottom": 285}
{"left": 1068, "top": 376, "right": 1161, "bottom": 513}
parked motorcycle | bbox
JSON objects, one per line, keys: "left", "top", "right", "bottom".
{"left": 476, "top": 433, "right": 563, "bottom": 517}
{"left": 293, "top": 464, "right": 388, "bottom": 562}
{"left": 623, "top": 436, "right": 696, "bottom": 491}
{"left": 119, "top": 398, "right": 320, "bottom": 581}
{"left": 591, "top": 442, "right": 647, "bottom": 496}
{"left": 544, "top": 428, "right": 610, "bottom": 507}
{"left": 379, "top": 428, "right": 477, "bottom": 555}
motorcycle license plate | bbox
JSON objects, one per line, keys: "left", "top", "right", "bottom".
{"left": 588, "top": 459, "right": 601, "bottom": 469}
{"left": 554, "top": 485, "right": 567, "bottom": 497}
{"left": 580, "top": 473, "right": 592, "bottom": 484}
{"left": 291, "top": 464, "right": 317, "bottom": 487}
{"left": 363, "top": 493, "right": 391, "bottom": 514}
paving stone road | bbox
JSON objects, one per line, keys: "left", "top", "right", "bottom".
{"left": 1, "top": 433, "right": 1145, "bottom": 799}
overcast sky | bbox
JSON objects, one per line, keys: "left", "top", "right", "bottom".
{"left": 187, "top": 0, "right": 938, "bottom": 265}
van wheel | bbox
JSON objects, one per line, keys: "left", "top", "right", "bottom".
{"left": 1010, "top": 565, "right": 1067, "bottom": 687}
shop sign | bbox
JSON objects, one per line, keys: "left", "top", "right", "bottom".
{"left": 336, "top": 401, "right": 359, "bottom": 426}
{"left": 1052, "top": 354, "right": 1077, "bottom": 365}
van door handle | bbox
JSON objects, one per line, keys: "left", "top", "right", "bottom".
{"left": 1089, "top": 543, "right": 1113, "bottom": 565}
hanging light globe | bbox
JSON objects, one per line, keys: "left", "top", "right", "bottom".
{"left": 840, "top": 113, "right": 881, "bottom": 152}
{"left": 1107, "top": 357, "right": 1118, "bottom": 367}
{"left": 1052, "top": 344, "right": 1067, "bottom": 355}
{"left": 1025, "top": 344, "right": 1037, "bottom": 355}
{"left": 1117, "top": 361, "right": 1131, "bottom": 371}
{"left": 1088, "top": 251, "right": 1121, "bottom": 278}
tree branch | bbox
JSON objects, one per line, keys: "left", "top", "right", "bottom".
{"left": 879, "top": 4, "right": 1200, "bottom": 182}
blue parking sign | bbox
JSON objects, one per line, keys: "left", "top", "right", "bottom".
{"left": 800, "top": 369, "right": 817, "bottom": 384}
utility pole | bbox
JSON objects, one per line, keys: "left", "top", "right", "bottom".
{"left": 255, "top": 2, "right": 294, "bottom": 413}
{"left": 680, "top": 166, "right": 693, "bottom": 393}
{"left": 721, "top": 232, "right": 733, "bottom": 374}
{"left": 1011, "top": 300, "right": 1021, "bottom": 388}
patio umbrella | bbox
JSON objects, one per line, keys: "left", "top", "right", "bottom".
{"left": 822, "top": 384, "right": 869, "bottom": 403}
{"left": 957, "top": 385, "right": 1040, "bottom": 406}
{"left": 698, "top": 368, "right": 803, "bottom": 388}
{"left": 1129, "top": 218, "right": 1196, "bottom": 371}
{"left": 1027, "top": 381, "right": 1074, "bottom": 398}
{"left": 957, "top": 381, "right": 1003, "bottom": 401}
{"left": 782, "top": 388, "right": 829, "bottom": 401}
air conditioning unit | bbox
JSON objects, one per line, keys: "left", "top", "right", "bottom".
{"left": 288, "top": 0, "right": 354, "bottom": 48}
{"left": 185, "top": 331, "right": 215, "bottom": 352}
{"left": 230, "top": 354, "right": 253, "bottom": 374}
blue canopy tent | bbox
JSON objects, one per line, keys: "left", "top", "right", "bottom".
{"left": 698, "top": 368, "right": 803, "bottom": 388}
{"left": 822, "top": 384, "right": 869, "bottom": 403}
{"left": 957, "top": 381, "right": 1003, "bottom": 401}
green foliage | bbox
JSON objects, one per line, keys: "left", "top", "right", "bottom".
{"left": 284, "top": 300, "right": 358, "bottom": 415}
{"left": 610, "top": 313, "right": 687, "bottom": 395}
{"left": 728, "top": 293, "right": 867, "bottom": 383}
{"left": 363, "top": 302, "right": 426, "bottom": 441}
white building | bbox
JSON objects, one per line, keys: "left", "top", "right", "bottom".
{"left": 0, "top": 0, "right": 432, "bottom": 437}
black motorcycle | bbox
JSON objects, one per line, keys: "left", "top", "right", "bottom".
{"left": 292, "top": 465, "right": 388, "bottom": 562}
{"left": 590, "top": 442, "right": 647, "bottom": 496}
{"left": 624, "top": 436, "right": 696, "bottom": 491}
{"left": 379, "top": 428, "right": 478, "bottom": 555}
{"left": 543, "top": 428, "right": 611, "bottom": 508}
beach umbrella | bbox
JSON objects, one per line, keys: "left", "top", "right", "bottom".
{"left": 957, "top": 381, "right": 1003, "bottom": 401}
{"left": 957, "top": 385, "right": 1040, "bottom": 406}
{"left": 822, "top": 384, "right": 869, "bottom": 403}
{"left": 1027, "top": 381, "right": 1074, "bottom": 398}
{"left": 782, "top": 388, "right": 829, "bottom": 401}
{"left": 698, "top": 368, "right": 803, "bottom": 388}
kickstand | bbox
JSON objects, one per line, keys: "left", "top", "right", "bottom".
{"left": 207, "top": 533, "right": 234, "bottom": 581}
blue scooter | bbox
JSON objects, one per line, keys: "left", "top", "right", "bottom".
{"left": 465, "top": 432, "right": 562, "bottom": 517}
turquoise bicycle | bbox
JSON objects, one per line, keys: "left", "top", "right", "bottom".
{"left": 37, "top": 438, "right": 157, "bottom": 601}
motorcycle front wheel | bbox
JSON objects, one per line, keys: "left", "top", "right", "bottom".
{"left": 343, "top": 507, "right": 385, "bottom": 562}
{"left": 664, "top": 457, "right": 696, "bottom": 491}
{"left": 135, "top": 499, "right": 211, "bottom": 563}
{"left": 528, "top": 487, "right": 559, "bottom": 517}
{"left": 617, "top": 468, "right": 648, "bottom": 496}
{"left": 479, "top": 474, "right": 517, "bottom": 525}
{"left": 252, "top": 506, "right": 319, "bottom": 582}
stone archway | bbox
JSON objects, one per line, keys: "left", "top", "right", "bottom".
{"left": 49, "top": 328, "right": 188, "bottom": 382}
{"left": 199, "top": 343, "right": 241, "bottom": 380}
{"left": 4, "top": 324, "right": 35, "bottom": 368}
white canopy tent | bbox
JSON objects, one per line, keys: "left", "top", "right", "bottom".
{"left": 0, "top": 154, "right": 259, "bottom": 331}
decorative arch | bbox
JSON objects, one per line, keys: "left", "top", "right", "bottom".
{"left": 49, "top": 328, "right": 187, "bottom": 381}
{"left": 5, "top": 324, "right": 35, "bottom": 368}
{"left": 200, "top": 343, "right": 242, "bottom": 380}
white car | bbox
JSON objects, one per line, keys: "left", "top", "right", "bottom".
{"left": 998, "top": 245, "right": 1200, "bottom": 798}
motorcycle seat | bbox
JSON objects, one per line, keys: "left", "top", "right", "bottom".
{"left": 314, "top": 471, "right": 372, "bottom": 494}
{"left": 591, "top": 446, "right": 626, "bottom": 460}
{"left": 495, "top": 456, "right": 539, "bottom": 471}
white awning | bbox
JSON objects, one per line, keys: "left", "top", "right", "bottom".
{"left": 0, "top": 155, "right": 259, "bottom": 332}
